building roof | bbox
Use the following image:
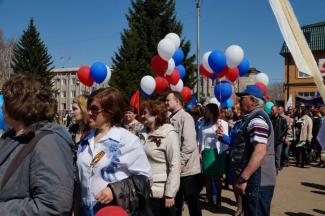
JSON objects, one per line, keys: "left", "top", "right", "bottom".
{"left": 280, "top": 21, "right": 325, "bottom": 56}
{"left": 52, "top": 67, "right": 80, "bottom": 73}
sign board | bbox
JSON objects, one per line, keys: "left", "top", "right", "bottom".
{"left": 319, "top": 58, "right": 325, "bottom": 76}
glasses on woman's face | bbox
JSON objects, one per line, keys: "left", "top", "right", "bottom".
{"left": 88, "top": 104, "right": 104, "bottom": 115}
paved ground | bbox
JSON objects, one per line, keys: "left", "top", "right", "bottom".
{"left": 183, "top": 162, "right": 325, "bottom": 216}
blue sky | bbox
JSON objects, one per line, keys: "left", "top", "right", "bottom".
{"left": 0, "top": 0, "right": 324, "bottom": 83}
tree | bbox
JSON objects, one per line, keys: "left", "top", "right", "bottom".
{"left": 111, "top": 0, "right": 196, "bottom": 100}
{"left": 0, "top": 30, "right": 15, "bottom": 86}
{"left": 268, "top": 82, "right": 284, "bottom": 102}
{"left": 11, "top": 18, "right": 54, "bottom": 87}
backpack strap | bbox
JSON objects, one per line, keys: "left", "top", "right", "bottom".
{"left": 0, "top": 130, "right": 52, "bottom": 191}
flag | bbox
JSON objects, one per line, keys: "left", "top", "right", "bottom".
{"left": 285, "top": 95, "right": 292, "bottom": 111}
{"left": 269, "top": 0, "right": 325, "bottom": 103}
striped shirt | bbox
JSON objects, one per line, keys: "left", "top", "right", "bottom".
{"left": 246, "top": 115, "right": 270, "bottom": 144}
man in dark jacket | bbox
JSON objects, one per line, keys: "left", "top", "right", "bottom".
{"left": 271, "top": 105, "right": 288, "bottom": 172}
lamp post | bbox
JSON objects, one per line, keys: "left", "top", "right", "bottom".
{"left": 196, "top": 0, "right": 201, "bottom": 101}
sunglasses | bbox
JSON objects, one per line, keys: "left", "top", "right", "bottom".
{"left": 88, "top": 105, "right": 104, "bottom": 115}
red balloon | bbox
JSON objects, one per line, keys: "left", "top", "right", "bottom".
{"left": 96, "top": 206, "right": 128, "bottom": 216}
{"left": 225, "top": 67, "right": 239, "bottom": 82}
{"left": 181, "top": 86, "right": 192, "bottom": 103}
{"left": 77, "top": 66, "right": 94, "bottom": 87}
{"left": 155, "top": 76, "right": 169, "bottom": 94}
{"left": 130, "top": 90, "right": 140, "bottom": 113}
{"left": 200, "top": 64, "right": 213, "bottom": 78}
{"left": 217, "top": 66, "right": 229, "bottom": 78}
{"left": 256, "top": 82, "right": 267, "bottom": 95}
{"left": 166, "top": 69, "right": 180, "bottom": 85}
{"left": 151, "top": 55, "right": 168, "bottom": 76}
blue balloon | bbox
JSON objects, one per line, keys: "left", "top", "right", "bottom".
{"left": 140, "top": 88, "right": 154, "bottom": 98}
{"left": 0, "top": 95, "right": 7, "bottom": 129}
{"left": 177, "top": 65, "right": 186, "bottom": 80}
{"left": 221, "top": 98, "right": 233, "bottom": 109}
{"left": 238, "top": 58, "right": 250, "bottom": 76}
{"left": 208, "top": 50, "right": 226, "bottom": 73}
{"left": 214, "top": 81, "right": 233, "bottom": 103}
{"left": 90, "top": 62, "right": 107, "bottom": 84}
{"left": 186, "top": 103, "right": 193, "bottom": 111}
{"left": 173, "top": 48, "right": 184, "bottom": 66}
{"left": 190, "top": 96, "right": 198, "bottom": 105}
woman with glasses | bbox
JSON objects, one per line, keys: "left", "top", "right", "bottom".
{"left": 140, "top": 100, "right": 180, "bottom": 216}
{"left": 76, "top": 87, "right": 152, "bottom": 215}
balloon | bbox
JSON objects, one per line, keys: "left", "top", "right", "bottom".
{"left": 155, "top": 76, "right": 169, "bottom": 94}
{"left": 165, "top": 33, "right": 180, "bottom": 50}
{"left": 255, "top": 73, "right": 269, "bottom": 86}
{"left": 186, "top": 103, "right": 193, "bottom": 111}
{"left": 157, "top": 38, "right": 176, "bottom": 60}
{"left": 130, "top": 90, "right": 140, "bottom": 113}
{"left": 151, "top": 55, "right": 168, "bottom": 76}
{"left": 140, "top": 75, "right": 156, "bottom": 95}
{"left": 210, "top": 73, "right": 217, "bottom": 80}
{"left": 181, "top": 86, "right": 192, "bottom": 103}
{"left": 225, "top": 45, "right": 244, "bottom": 68}
{"left": 209, "top": 97, "right": 220, "bottom": 107}
{"left": 190, "top": 96, "right": 198, "bottom": 105}
{"left": 166, "top": 69, "right": 180, "bottom": 85}
{"left": 96, "top": 206, "right": 128, "bottom": 216}
{"left": 166, "top": 58, "right": 175, "bottom": 76}
{"left": 214, "top": 81, "right": 233, "bottom": 103}
{"left": 0, "top": 95, "right": 7, "bottom": 129}
{"left": 77, "top": 66, "right": 94, "bottom": 87}
{"left": 225, "top": 67, "right": 239, "bottom": 82}
{"left": 208, "top": 50, "right": 227, "bottom": 73}
{"left": 217, "top": 66, "right": 229, "bottom": 78}
{"left": 221, "top": 98, "right": 233, "bottom": 109}
{"left": 265, "top": 101, "right": 274, "bottom": 115}
{"left": 177, "top": 65, "right": 186, "bottom": 80}
{"left": 90, "top": 62, "right": 108, "bottom": 84}
{"left": 256, "top": 82, "right": 267, "bottom": 95}
{"left": 103, "top": 65, "right": 111, "bottom": 84}
{"left": 200, "top": 64, "right": 212, "bottom": 78}
{"left": 202, "top": 51, "right": 214, "bottom": 73}
{"left": 170, "top": 79, "right": 184, "bottom": 92}
{"left": 173, "top": 48, "right": 184, "bottom": 66}
{"left": 238, "top": 57, "right": 250, "bottom": 76}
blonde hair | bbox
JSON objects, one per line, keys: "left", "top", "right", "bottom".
{"left": 72, "top": 95, "right": 89, "bottom": 125}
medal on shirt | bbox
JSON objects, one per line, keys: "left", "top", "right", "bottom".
{"left": 90, "top": 150, "right": 106, "bottom": 167}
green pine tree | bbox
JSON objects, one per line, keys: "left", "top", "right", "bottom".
{"left": 111, "top": 0, "right": 196, "bottom": 100}
{"left": 11, "top": 18, "right": 54, "bottom": 87}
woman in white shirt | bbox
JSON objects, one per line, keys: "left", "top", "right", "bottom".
{"left": 140, "top": 100, "right": 181, "bottom": 216}
{"left": 198, "top": 103, "right": 229, "bottom": 207}
{"left": 77, "top": 87, "right": 152, "bottom": 215}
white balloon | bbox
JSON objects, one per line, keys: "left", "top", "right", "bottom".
{"left": 209, "top": 97, "right": 220, "bottom": 107}
{"left": 140, "top": 75, "right": 156, "bottom": 95}
{"left": 165, "top": 33, "right": 180, "bottom": 50}
{"left": 166, "top": 58, "right": 175, "bottom": 75}
{"left": 202, "top": 51, "right": 214, "bottom": 73}
{"left": 157, "top": 38, "right": 176, "bottom": 61}
{"left": 103, "top": 65, "right": 111, "bottom": 84}
{"left": 255, "top": 73, "right": 269, "bottom": 86}
{"left": 170, "top": 79, "right": 183, "bottom": 92}
{"left": 225, "top": 45, "right": 244, "bottom": 68}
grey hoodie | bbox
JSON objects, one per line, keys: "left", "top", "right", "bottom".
{"left": 0, "top": 121, "right": 74, "bottom": 215}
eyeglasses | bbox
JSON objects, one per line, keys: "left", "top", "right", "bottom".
{"left": 88, "top": 105, "right": 104, "bottom": 115}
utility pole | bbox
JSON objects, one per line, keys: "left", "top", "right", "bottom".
{"left": 196, "top": 0, "right": 201, "bottom": 101}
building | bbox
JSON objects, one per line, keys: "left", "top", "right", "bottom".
{"left": 52, "top": 67, "right": 109, "bottom": 113}
{"left": 281, "top": 21, "right": 325, "bottom": 106}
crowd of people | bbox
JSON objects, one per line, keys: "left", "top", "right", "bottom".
{"left": 0, "top": 74, "right": 324, "bottom": 216}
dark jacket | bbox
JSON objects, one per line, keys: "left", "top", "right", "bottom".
{"left": 0, "top": 122, "right": 75, "bottom": 215}
{"left": 271, "top": 115, "right": 288, "bottom": 145}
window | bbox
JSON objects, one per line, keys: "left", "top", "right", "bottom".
{"left": 298, "top": 92, "right": 315, "bottom": 97}
{"left": 71, "top": 90, "right": 76, "bottom": 97}
{"left": 298, "top": 71, "right": 311, "bottom": 78}
{"left": 61, "top": 103, "right": 66, "bottom": 110}
{"left": 61, "top": 91, "right": 66, "bottom": 98}
{"left": 71, "top": 78, "right": 76, "bottom": 85}
{"left": 62, "top": 79, "right": 67, "bottom": 85}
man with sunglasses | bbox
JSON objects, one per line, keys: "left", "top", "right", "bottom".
{"left": 231, "top": 85, "right": 276, "bottom": 216}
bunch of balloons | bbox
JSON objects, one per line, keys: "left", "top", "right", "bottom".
{"left": 77, "top": 62, "right": 111, "bottom": 87}
{"left": 139, "top": 33, "right": 193, "bottom": 103}
{"left": 200, "top": 45, "right": 250, "bottom": 83}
